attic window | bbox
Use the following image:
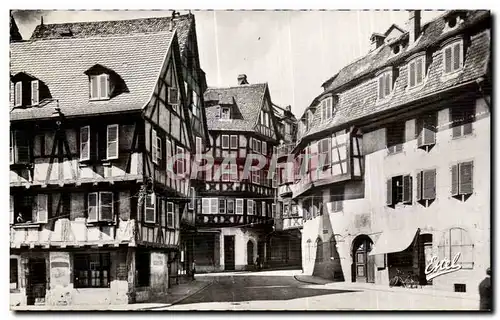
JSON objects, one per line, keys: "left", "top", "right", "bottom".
{"left": 442, "top": 39, "right": 464, "bottom": 75}
{"left": 393, "top": 45, "right": 401, "bottom": 55}
{"left": 377, "top": 70, "right": 393, "bottom": 100}
{"left": 444, "top": 12, "right": 466, "bottom": 32}
{"left": 90, "top": 74, "right": 109, "bottom": 100}
{"left": 221, "top": 107, "right": 231, "bottom": 120}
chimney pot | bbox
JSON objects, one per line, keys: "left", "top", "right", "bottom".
{"left": 407, "top": 10, "right": 421, "bottom": 44}
{"left": 237, "top": 74, "right": 248, "bottom": 85}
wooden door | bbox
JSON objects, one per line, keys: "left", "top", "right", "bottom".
{"left": 224, "top": 236, "right": 235, "bottom": 271}
{"left": 26, "top": 259, "right": 46, "bottom": 305}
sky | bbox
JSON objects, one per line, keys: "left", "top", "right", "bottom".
{"left": 12, "top": 10, "right": 444, "bottom": 118}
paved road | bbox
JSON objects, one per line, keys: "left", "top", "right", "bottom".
{"left": 156, "top": 270, "right": 479, "bottom": 311}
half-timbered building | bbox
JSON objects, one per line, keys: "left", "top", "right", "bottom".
{"left": 294, "top": 10, "right": 491, "bottom": 293}
{"left": 10, "top": 13, "right": 209, "bottom": 307}
{"left": 195, "top": 75, "right": 281, "bottom": 272}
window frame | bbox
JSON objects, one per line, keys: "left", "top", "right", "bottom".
{"left": 166, "top": 202, "right": 174, "bottom": 228}
{"left": 99, "top": 191, "right": 114, "bottom": 221}
{"left": 168, "top": 87, "right": 179, "bottom": 112}
{"left": 408, "top": 55, "right": 426, "bottom": 89}
{"left": 74, "top": 253, "right": 111, "bottom": 289}
{"left": 442, "top": 39, "right": 464, "bottom": 75}
{"left": 106, "top": 124, "right": 119, "bottom": 160}
{"left": 14, "top": 82, "right": 22, "bottom": 107}
{"left": 31, "top": 80, "right": 39, "bottom": 105}
{"left": 80, "top": 126, "right": 91, "bottom": 161}
{"left": 236, "top": 199, "right": 244, "bottom": 214}
{"left": 221, "top": 135, "right": 230, "bottom": 149}
{"left": 89, "top": 74, "right": 109, "bottom": 101}
{"left": 144, "top": 193, "right": 156, "bottom": 223}
{"left": 176, "top": 146, "right": 185, "bottom": 175}
{"left": 87, "top": 191, "right": 114, "bottom": 222}
{"left": 188, "top": 187, "right": 195, "bottom": 210}
{"left": 221, "top": 107, "right": 231, "bottom": 120}
{"left": 227, "top": 199, "right": 235, "bottom": 214}
{"left": 36, "top": 194, "right": 48, "bottom": 223}
{"left": 247, "top": 199, "right": 254, "bottom": 215}
{"left": 377, "top": 70, "right": 393, "bottom": 100}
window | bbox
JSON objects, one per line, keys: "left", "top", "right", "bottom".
{"left": 221, "top": 107, "right": 231, "bottom": 120}
{"left": 222, "top": 135, "right": 229, "bottom": 149}
{"left": 210, "top": 198, "right": 218, "bottom": 214}
{"left": 236, "top": 199, "right": 244, "bottom": 214}
{"left": 451, "top": 161, "right": 473, "bottom": 197}
{"left": 168, "top": 87, "right": 179, "bottom": 112}
{"left": 377, "top": 71, "right": 393, "bottom": 100}
{"left": 144, "top": 193, "right": 156, "bottom": 223}
{"left": 443, "top": 40, "right": 463, "bottom": 75}
{"left": 196, "top": 137, "right": 202, "bottom": 158}
{"left": 10, "top": 130, "right": 30, "bottom": 164}
{"left": 451, "top": 104, "right": 475, "bottom": 138}
{"left": 386, "top": 122, "right": 405, "bottom": 154}
{"left": 320, "top": 97, "right": 333, "bottom": 122}
{"left": 90, "top": 74, "right": 109, "bottom": 100}
{"left": 135, "top": 251, "right": 150, "bottom": 287}
{"left": 227, "top": 199, "right": 235, "bottom": 214}
{"left": 14, "top": 82, "right": 22, "bottom": 106}
{"left": 247, "top": 200, "right": 254, "bottom": 215}
{"left": 176, "top": 147, "right": 185, "bottom": 175}
{"left": 192, "top": 90, "right": 199, "bottom": 117}
{"left": 262, "top": 141, "right": 267, "bottom": 155}
{"left": 202, "top": 198, "right": 210, "bottom": 214}
{"left": 262, "top": 202, "right": 267, "bottom": 217}
{"left": 31, "top": 80, "right": 39, "bottom": 105}
{"left": 318, "top": 138, "right": 331, "bottom": 168}
{"left": 88, "top": 192, "right": 114, "bottom": 222}
{"left": 271, "top": 204, "right": 276, "bottom": 218}
{"left": 80, "top": 126, "right": 90, "bottom": 161}
{"left": 230, "top": 135, "right": 238, "bottom": 149}
{"left": 106, "top": 124, "right": 119, "bottom": 160}
{"left": 189, "top": 187, "right": 195, "bottom": 210}
{"left": 416, "top": 169, "right": 437, "bottom": 201}
{"left": 74, "top": 253, "right": 111, "bottom": 288}
{"left": 231, "top": 164, "right": 238, "bottom": 181}
{"left": 439, "top": 228, "right": 474, "bottom": 269}
{"left": 167, "top": 202, "right": 174, "bottom": 228}
{"left": 10, "top": 259, "right": 18, "bottom": 290}
{"left": 252, "top": 171, "right": 260, "bottom": 185}
{"left": 166, "top": 140, "right": 172, "bottom": 171}
{"left": 219, "top": 199, "right": 226, "bottom": 214}
{"left": 387, "top": 175, "right": 412, "bottom": 206}
{"left": 416, "top": 113, "right": 437, "bottom": 148}
{"left": 151, "top": 129, "right": 162, "bottom": 165}
{"left": 408, "top": 56, "right": 426, "bottom": 88}
{"left": 36, "top": 194, "right": 48, "bottom": 223}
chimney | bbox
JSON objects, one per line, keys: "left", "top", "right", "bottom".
{"left": 285, "top": 105, "right": 292, "bottom": 112}
{"left": 370, "top": 33, "right": 386, "bottom": 51}
{"left": 169, "top": 10, "right": 177, "bottom": 31}
{"left": 237, "top": 74, "right": 248, "bottom": 85}
{"left": 406, "top": 10, "right": 421, "bottom": 45}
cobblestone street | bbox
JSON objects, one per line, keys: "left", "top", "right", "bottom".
{"left": 153, "top": 270, "right": 480, "bottom": 311}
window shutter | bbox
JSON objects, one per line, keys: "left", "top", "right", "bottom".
{"left": 106, "top": 124, "right": 119, "bottom": 160}
{"left": 156, "top": 137, "right": 162, "bottom": 164}
{"left": 459, "top": 162, "right": 473, "bottom": 194}
{"left": 100, "top": 192, "right": 114, "bottom": 221}
{"left": 151, "top": 129, "right": 158, "bottom": 164}
{"left": 202, "top": 199, "right": 210, "bottom": 214}
{"left": 222, "top": 135, "right": 229, "bottom": 149}
{"left": 219, "top": 199, "right": 226, "bottom": 214}
{"left": 423, "top": 169, "right": 437, "bottom": 200}
{"left": 386, "top": 179, "right": 393, "bottom": 206}
{"left": 14, "top": 131, "right": 30, "bottom": 163}
{"left": 444, "top": 47, "right": 452, "bottom": 73}
{"left": 402, "top": 175, "right": 412, "bottom": 204}
{"left": 416, "top": 171, "right": 423, "bottom": 201}
{"left": 262, "top": 141, "right": 267, "bottom": 155}
{"left": 100, "top": 74, "right": 109, "bottom": 99}
{"left": 15, "top": 82, "right": 22, "bottom": 106}
{"left": 88, "top": 192, "right": 98, "bottom": 222}
{"left": 168, "top": 87, "right": 179, "bottom": 106}
{"left": 196, "top": 137, "right": 202, "bottom": 156}
{"left": 167, "top": 202, "right": 174, "bottom": 227}
{"left": 409, "top": 62, "right": 416, "bottom": 87}
{"left": 31, "top": 80, "right": 39, "bottom": 105}
{"left": 416, "top": 119, "right": 423, "bottom": 147}
{"left": 463, "top": 121, "right": 473, "bottom": 136}
{"left": 378, "top": 76, "right": 384, "bottom": 99}
{"left": 176, "top": 147, "right": 185, "bottom": 175}
{"left": 423, "top": 114, "right": 436, "bottom": 145}
{"left": 235, "top": 199, "right": 243, "bottom": 214}
{"left": 384, "top": 73, "right": 391, "bottom": 97}
{"left": 10, "top": 195, "right": 14, "bottom": 225}
{"left": 78, "top": 126, "right": 89, "bottom": 161}
{"left": 453, "top": 43, "right": 461, "bottom": 71}
{"left": 230, "top": 135, "right": 238, "bottom": 149}
{"left": 416, "top": 58, "right": 423, "bottom": 84}
{"left": 36, "top": 194, "right": 48, "bottom": 223}
{"left": 451, "top": 164, "right": 459, "bottom": 196}
{"left": 247, "top": 200, "right": 253, "bottom": 215}
{"left": 166, "top": 140, "right": 172, "bottom": 171}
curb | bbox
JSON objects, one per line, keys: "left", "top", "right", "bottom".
{"left": 293, "top": 275, "right": 332, "bottom": 285}
{"left": 140, "top": 281, "right": 214, "bottom": 310}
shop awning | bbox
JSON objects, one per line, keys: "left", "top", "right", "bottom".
{"left": 369, "top": 228, "right": 420, "bottom": 256}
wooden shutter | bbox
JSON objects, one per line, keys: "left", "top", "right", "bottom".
{"left": 451, "top": 164, "right": 459, "bottom": 196}
{"left": 10, "top": 195, "right": 14, "bottom": 225}
{"left": 444, "top": 47, "right": 452, "bottom": 73}
{"left": 166, "top": 139, "right": 172, "bottom": 171}
{"left": 423, "top": 169, "right": 437, "bottom": 200}
{"left": 15, "top": 82, "right": 22, "bottom": 106}
{"left": 459, "top": 162, "right": 473, "bottom": 194}
{"left": 262, "top": 141, "right": 267, "bottom": 155}
{"left": 416, "top": 58, "right": 423, "bottom": 84}
{"left": 151, "top": 129, "right": 158, "bottom": 164}
{"left": 230, "top": 135, "right": 238, "bottom": 149}
{"left": 416, "top": 171, "right": 422, "bottom": 201}
{"left": 100, "top": 192, "right": 114, "bottom": 221}
{"left": 202, "top": 198, "right": 210, "bottom": 214}
{"left": 384, "top": 73, "right": 391, "bottom": 97}
{"left": 88, "top": 192, "right": 98, "bottom": 222}
{"left": 176, "top": 147, "right": 184, "bottom": 175}
{"left": 416, "top": 118, "right": 423, "bottom": 147}
{"left": 36, "top": 194, "right": 48, "bottom": 223}
{"left": 219, "top": 199, "right": 226, "bottom": 214}
{"left": 409, "top": 61, "right": 416, "bottom": 87}
{"left": 247, "top": 200, "right": 253, "bottom": 215}
{"left": 423, "top": 114, "right": 436, "bottom": 145}
{"left": 167, "top": 202, "right": 174, "bottom": 228}
{"left": 453, "top": 43, "right": 461, "bottom": 71}
{"left": 386, "top": 179, "right": 393, "bottom": 206}
{"left": 378, "top": 76, "right": 384, "bottom": 99}
{"left": 210, "top": 198, "right": 218, "bottom": 214}
{"left": 236, "top": 199, "right": 244, "bottom": 214}
{"left": 106, "top": 124, "right": 119, "bottom": 160}
{"left": 222, "top": 135, "right": 229, "bottom": 149}
{"left": 402, "top": 175, "right": 412, "bottom": 204}
{"left": 31, "top": 80, "right": 39, "bottom": 105}
{"left": 99, "top": 74, "right": 108, "bottom": 99}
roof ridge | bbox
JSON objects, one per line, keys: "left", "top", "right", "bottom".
{"left": 14, "top": 30, "right": 174, "bottom": 44}
{"left": 38, "top": 13, "right": 191, "bottom": 27}
{"left": 206, "top": 83, "right": 267, "bottom": 90}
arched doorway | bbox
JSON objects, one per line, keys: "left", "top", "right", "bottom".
{"left": 247, "top": 240, "right": 255, "bottom": 266}
{"left": 351, "top": 235, "right": 374, "bottom": 283}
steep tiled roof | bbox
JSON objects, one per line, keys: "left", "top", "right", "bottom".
{"left": 10, "top": 32, "right": 173, "bottom": 121}
{"left": 204, "top": 83, "right": 267, "bottom": 131}
{"left": 298, "top": 10, "right": 490, "bottom": 144}
{"left": 30, "top": 14, "right": 192, "bottom": 53}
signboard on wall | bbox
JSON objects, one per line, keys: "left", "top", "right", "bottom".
{"left": 50, "top": 252, "right": 70, "bottom": 287}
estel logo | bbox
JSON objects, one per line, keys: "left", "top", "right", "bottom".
{"left": 425, "top": 252, "right": 462, "bottom": 281}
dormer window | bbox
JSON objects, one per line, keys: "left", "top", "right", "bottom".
{"left": 90, "top": 74, "right": 109, "bottom": 100}
{"left": 11, "top": 72, "right": 49, "bottom": 108}
{"left": 408, "top": 55, "right": 426, "bottom": 89}
{"left": 443, "top": 11, "right": 466, "bottom": 32}
{"left": 221, "top": 107, "right": 231, "bottom": 120}
{"left": 377, "top": 70, "right": 393, "bottom": 100}
{"left": 443, "top": 39, "right": 464, "bottom": 75}
{"left": 320, "top": 97, "right": 333, "bottom": 123}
